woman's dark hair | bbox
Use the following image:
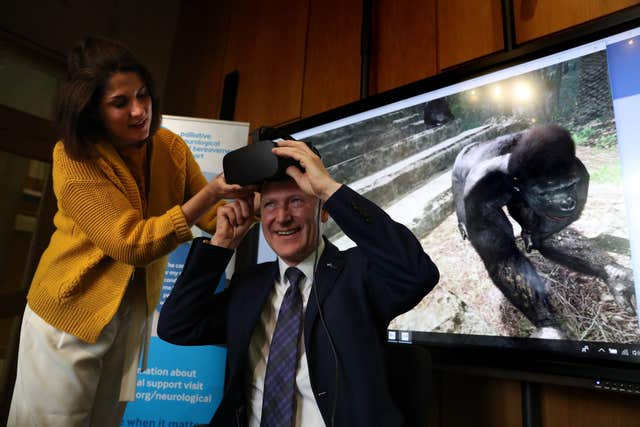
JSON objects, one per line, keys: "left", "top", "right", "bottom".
{"left": 54, "top": 36, "right": 161, "bottom": 160}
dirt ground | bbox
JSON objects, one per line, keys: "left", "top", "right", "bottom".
{"left": 390, "top": 145, "right": 640, "bottom": 343}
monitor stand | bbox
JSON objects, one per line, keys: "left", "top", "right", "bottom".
{"left": 521, "top": 381, "right": 541, "bottom": 427}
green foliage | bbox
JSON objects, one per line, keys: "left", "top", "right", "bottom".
{"left": 590, "top": 162, "right": 622, "bottom": 185}
{"left": 573, "top": 127, "right": 596, "bottom": 145}
{"left": 572, "top": 126, "right": 617, "bottom": 149}
{"left": 595, "top": 133, "right": 617, "bottom": 149}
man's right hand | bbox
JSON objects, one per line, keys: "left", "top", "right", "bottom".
{"left": 210, "top": 195, "right": 255, "bottom": 249}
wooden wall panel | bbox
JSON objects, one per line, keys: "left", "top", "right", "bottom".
{"left": 222, "top": 0, "right": 309, "bottom": 128}
{"left": 301, "top": 0, "right": 362, "bottom": 118}
{"left": 438, "top": 372, "right": 521, "bottom": 427}
{"left": 540, "top": 384, "right": 640, "bottom": 427}
{"left": 369, "top": 0, "right": 437, "bottom": 95}
{"left": 1, "top": 0, "right": 117, "bottom": 56}
{"left": 163, "top": 0, "right": 230, "bottom": 119}
{"left": 514, "top": 0, "right": 640, "bottom": 44}
{"left": 437, "top": 0, "right": 504, "bottom": 71}
{"left": 0, "top": 105, "right": 56, "bottom": 162}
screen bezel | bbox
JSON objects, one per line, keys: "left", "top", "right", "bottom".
{"left": 262, "top": 8, "right": 640, "bottom": 389}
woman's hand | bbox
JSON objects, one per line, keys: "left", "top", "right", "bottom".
{"left": 182, "top": 174, "right": 255, "bottom": 227}
{"left": 206, "top": 173, "right": 257, "bottom": 201}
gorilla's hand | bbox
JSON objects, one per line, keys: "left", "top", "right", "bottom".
{"left": 522, "top": 230, "right": 534, "bottom": 253}
{"left": 530, "top": 326, "right": 565, "bottom": 340}
{"left": 458, "top": 221, "right": 468, "bottom": 240}
{"left": 604, "top": 264, "right": 636, "bottom": 315}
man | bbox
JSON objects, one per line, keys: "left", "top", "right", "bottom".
{"left": 158, "top": 140, "right": 439, "bottom": 426}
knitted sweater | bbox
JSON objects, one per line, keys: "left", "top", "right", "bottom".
{"left": 27, "top": 128, "right": 222, "bottom": 343}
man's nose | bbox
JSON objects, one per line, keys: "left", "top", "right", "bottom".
{"left": 275, "top": 206, "right": 292, "bottom": 222}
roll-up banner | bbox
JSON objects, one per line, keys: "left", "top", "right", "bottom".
{"left": 122, "top": 115, "right": 249, "bottom": 426}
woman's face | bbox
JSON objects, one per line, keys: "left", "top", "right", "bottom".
{"left": 98, "top": 71, "right": 152, "bottom": 148}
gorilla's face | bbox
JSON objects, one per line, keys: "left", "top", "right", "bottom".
{"left": 521, "top": 171, "right": 581, "bottom": 222}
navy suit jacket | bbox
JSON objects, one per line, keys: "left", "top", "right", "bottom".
{"left": 158, "top": 185, "right": 439, "bottom": 427}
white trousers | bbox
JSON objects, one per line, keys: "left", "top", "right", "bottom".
{"left": 8, "top": 296, "right": 135, "bottom": 427}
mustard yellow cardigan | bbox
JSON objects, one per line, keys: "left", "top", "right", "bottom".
{"left": 27, "top": 128, "right": 222, "bottom": 343}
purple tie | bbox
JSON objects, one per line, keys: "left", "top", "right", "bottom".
{"left": 260, "top": 267, "right": 305, "bottom": 427}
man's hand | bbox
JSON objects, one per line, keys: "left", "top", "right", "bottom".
{"left": 272, "top": 140, "right": 341, "bottom": 201}
{"left": 210, "top": 196, "right": 255, "bottom": 249}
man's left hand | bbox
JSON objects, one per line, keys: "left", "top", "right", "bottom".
{"left": 272, "top": 140, "right": 341, "bottom": 201}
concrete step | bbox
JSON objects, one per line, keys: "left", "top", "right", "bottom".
{"left": 310, "top": 106, "right": 426, "bottom": 167}
{"left": 325, "top": 120, "right": 466, "bottom": 184}
{"left": 347, "top": 124, "right": 489, "bottom": 206}
{"left": 331, "top": 169, "right": 453, "bottom": 250}
{"left": 324, "top": 118, "right": 531, "bottom": 240}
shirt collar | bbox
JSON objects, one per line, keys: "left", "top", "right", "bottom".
{"left": 277, "top": 238, "right": 325, "bottom": 288}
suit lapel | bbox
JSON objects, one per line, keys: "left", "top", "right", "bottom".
{"left": 229, "top": 243, "right": 344, "bottom": 377}
{"left": 230, "top": 262, "right": 279, "bottom": 377}
{"left": 303, "top": 239, "right": 344, "bottom": 347}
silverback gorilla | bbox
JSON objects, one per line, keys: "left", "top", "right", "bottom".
{"left": 452, "top": 125, "right": 591, "bottom": 338}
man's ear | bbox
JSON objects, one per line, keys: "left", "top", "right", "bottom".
{"left": 321, "top": 209, "right": 329, "bottom": 223}
{"left": 254, "top": 192, "right": 262, "bottom": 220}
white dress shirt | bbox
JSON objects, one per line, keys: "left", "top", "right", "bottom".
{"left": 245, "top": 240, "right": 326, "bottom": 427}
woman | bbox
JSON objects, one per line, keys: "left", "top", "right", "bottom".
{"left": 8, "top": 37, "right": 252, "bottom": 426}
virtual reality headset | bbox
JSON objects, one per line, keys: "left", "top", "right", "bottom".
{"left": 223, "top": 126, "right": 320, "bottom": 186}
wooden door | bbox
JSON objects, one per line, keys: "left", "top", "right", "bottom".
{"left": 437, "top": 0, "right": 505, "bottom": 71}
{"left": 0, "top": 104, "right": 57, "bottom": 424}
{"left": 222, "top": 0, "right": 310, "bottom": 128}
{"left": 369, "top": 0, "right": 438, "bottom": 95}
{"left": 514, "top": 0, "right": 640, "bottom": 44}
{"left": 301, "top": 0, "right": 363, "bottom": 118}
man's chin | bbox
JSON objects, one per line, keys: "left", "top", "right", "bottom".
{"left": 272, "top": 243, "right": 301, "bottom": 262}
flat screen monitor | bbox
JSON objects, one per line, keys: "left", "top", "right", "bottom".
{"left": 257, "top": 18, "right": 640, "bottom": 392}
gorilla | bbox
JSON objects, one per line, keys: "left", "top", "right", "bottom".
{"left": 452, "top": 124, "right": 634, "bottom": 338}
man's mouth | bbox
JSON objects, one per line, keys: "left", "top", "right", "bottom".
{"left": 275, "top": 228, "right": 300, "bottom": 236}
